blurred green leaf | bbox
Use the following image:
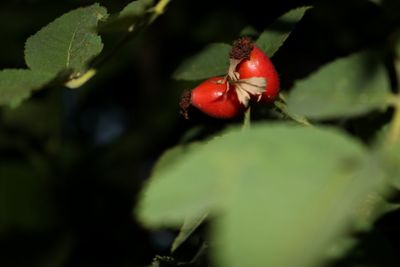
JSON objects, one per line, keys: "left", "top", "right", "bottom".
{"left": 0, "top": 162, "right": 55, "bottom": 234}
{"left": 354, "top": 192, "right": 393, "bottom": 229}
{"left": 25, "top": 3, "right": 108, "bottom": 76}
{"left": 2, "top": 98, "right": 60, "bottom": 137}
{"left": 256, "top": 6, "right": 311, "bottom": 57}
{"left": 210, "top": 126, "right": 384, "bottom": 267}
{"left": 287, "top": 51, "right": 391, "bottom": 119}
{"left": 379, "top": 141, "right": 400, "bottom": 189}
{"left": 152, "top": 143, "right": 200, "bottom": 177}
{"left": 239, "top": 26, "right": 259, "bottom": 38}
{"left": 136, "top": 142, "right": 206, "bottom": 227}
{"left": 137, "top": 123, "right": 385, "bottom": 267}
{"left": 395, "top": 31, "right": 400, "bottom": 67}
{"left": 396, "top": 37, "right": 400, "bottom": 59}
{"left": 325, "top": 191, "right": 399, "bottom": 260}
{"left": 369, "top": 0, "right": 383, "bottom": 5}
{"left": 173, "top": 43, "right": 231, "bottom": 81}
{"left": 0, "top": 69, "right": 53, "bottom": 107}
{"left": 171, "top": 212, "right": 207, "bottom": 252}
{"left": 120, "top": 0, "right": 154, "bottom": 18}
{"left": 37, "top": 236, "right": 74, "bottom": 267}
{"left": 100, "top": 0, "right": 154, "bottom": 32}
{"left": 274, "top": 100, "right": 312, "bottom": 126}
{"left": 150, "top": 143, "right": 207, "bottom": 252}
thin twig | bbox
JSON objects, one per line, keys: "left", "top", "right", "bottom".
{"left": 189, "top": 242, "right": 208, "bottom": 264}
{"left": 388, "top": 107, "right": 400, "bottom": 143}
{"left": 242, "top": 106, "right": 251, "bottom": 130}
{"left": 274, "top": 101, "right": 312, "bottom": 126}
{"left": 388, "top": 56, "right": 400, "bottom": 144}
{"left": 150, "top": 0, "right": 171, "bottom": 23}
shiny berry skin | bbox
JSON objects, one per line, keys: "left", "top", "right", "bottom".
{"left": 191, "top": 77, "right": 245, "bottom": 119}
{"left": 236, "top": 46, "right": 280, "bottom": 102}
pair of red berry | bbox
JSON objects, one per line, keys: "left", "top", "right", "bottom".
{"left": 187, "top": 37, "right": 280, "bottom": 119}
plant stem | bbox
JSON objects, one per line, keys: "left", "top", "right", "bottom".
{"left": 388, "top": 96, "right": 400, "bottom": 144}
{"left": 189, "top": 242, "right": 208, "bottom": 264}
{"left": 242, "top": 106, "right": 251, "bottom": 130}
{"left": 388, "top": 56, "right": 400, "bottom": 144}
{"left": 150, "top": 0, "right": 171, "bottom": 22}
{"left": 274, "top": 101, "right": 312, "bottom": 126}
{"left": 65, "top": 69, "right": 97, "bottom": 89}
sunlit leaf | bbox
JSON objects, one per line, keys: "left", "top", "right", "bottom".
{"left": 137, "top": 123, "right": 385, "bottom": 267}
{"left": 25, "top": 4, "right": 108, "bottom": 76}
{"left": 210, "top": 126, "right": 384, "bottom": 267}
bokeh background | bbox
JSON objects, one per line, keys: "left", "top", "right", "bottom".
{"left": 1, "top": 0, "right": 400, "bottom": 266}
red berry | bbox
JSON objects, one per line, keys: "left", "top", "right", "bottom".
{"left": 191, "top": 77, "right": 245, "bottom": 119}
{"left": 236, "top": 46, "right": 280, "bottom": 102}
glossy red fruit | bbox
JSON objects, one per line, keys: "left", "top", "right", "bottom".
{"left": 191, "top": 77, "right": 245, "bottom": 119}
{"left": 236, "top": 46, "right": 280, "bottom": 102}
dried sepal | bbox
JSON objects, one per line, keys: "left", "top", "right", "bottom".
{"left": 235, "top": 86, "right": 251, "bottom": 106}
{"left": 179, "top": 89, "right": 192, "bottom": 119}
{"left": 234, "top": 77, "right": 267, "bottom": 105}
{"left": 228, "top": 58, "right": 241, "bottom": 81}
{"left": 228, "top": 37, "right": 255, "bottom": 81}
{"left": 230, "top": 36, "right": 254, "bottom": 60}
{"left": 236, "top": 77, "right": 267, "bottom": 95}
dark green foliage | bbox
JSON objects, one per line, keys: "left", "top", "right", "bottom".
{"left": 1, "top": 1, "right": 400, "bottom": 267}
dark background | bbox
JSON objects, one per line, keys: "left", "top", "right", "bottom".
{"left": 1, "top": 0, "right": 400, "bottom": 266}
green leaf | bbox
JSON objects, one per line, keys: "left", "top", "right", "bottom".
{"left": 173, "top": 43, "right": 231, "bottom": 81}
{"left": 287, "top": 51, "right": 391, "bottom": 120}
{"left": 25, "top": 3, "right": 108, "bottom": 76}
{"left": 2, "top": 98, "right": 60, "bottom": 137}
{"left": 380, "top": 141, "right": 400, "bottom": 189}
{"left": 210, "top": 127, "right": 384, "bottom": 267}
{"left": 239, "top": 26, "right": 259, "bottom": 38}
{"left": 37, "top": 237, "right": 74, "bottom": 267}
{"left": 0, "top": 162, "right": 55, "bottom": 234}
{"left": 352, "top": 191, "right": 399, "bottom": 231}
{"left": 120, "top": 0, "right": 154, "bottom": 18}
{"left": 152, "top": 143, "right": 200, "bottom": 178}
{"left": 0, "top": 69, "right": 53, "bottom": 107}
{"left": 138, "top": 142, "right": 205, "bottom": 227}
{"left": 150, "top": 143, "right": 207, "bottom": 252}
{"left": 395, "top": 30, "right": 400, "bottom": 59}
{"left": 369, "top": 0, "right": 383, "bottom": 5}
{"left": 137, "top": 123, "right": 385, "bottom": 267}
{"left": 274, "top": 100, "right": 312, "bottom": 126}
{"left": 173, "top": 7, "right": 310, "bottom": 81}
{"left": 256, "top": 6, "right": 311, "bottom": 57}
{"left": 100, "top": 0, "right": 154, "bottom": 32}
{"left": 171, "top": 212, "right": 207, "bottom": 252}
